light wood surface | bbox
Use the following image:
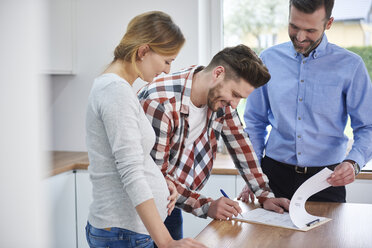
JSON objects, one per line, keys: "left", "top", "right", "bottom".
{"left": 195, "top": 201, "right": 372, "bottom": 248}
{"left": 49, "top": 151, "right": 89, "bottom": 176}
{"left": 48, "top": 151, "right": 237, "bottom": 176}
{"left": 49, "top": 151, "right": 372, "bottom": 179}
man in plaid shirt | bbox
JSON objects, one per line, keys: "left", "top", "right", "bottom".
{"left": 138, "top": 45, "right": 289, "bottom": 240}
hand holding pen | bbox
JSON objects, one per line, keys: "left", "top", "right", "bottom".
{"left": 220, "top": 189, "right": 244, "bottom": 218}
{"left": 207, "top": 190, "right": 243, "bottom": 220}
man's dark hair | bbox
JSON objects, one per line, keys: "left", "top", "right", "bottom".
{"left": 289, "top": 0, "right": 334, "bottom": 20}
{"left": 204, "top": 44, "right": 270, "bottom": 88}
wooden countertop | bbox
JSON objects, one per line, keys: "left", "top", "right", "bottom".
{"left": 49, "top": 151, "right": 89, "bottom": 176}
{"left": 48, "top": 151, "right": 238, "bottom": 176}
{"left": 195, "top": 201, "right": 372, "bottom": 248}
{"left": 49, "top": 151, "right": 372, "bottom": 179}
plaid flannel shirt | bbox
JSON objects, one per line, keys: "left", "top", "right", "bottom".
{"left": 138, "top": 65, "right": 274, "bottom": 218}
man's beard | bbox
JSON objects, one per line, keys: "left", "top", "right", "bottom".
{"left": 207, "top": 83, "right": 224, "bottom": 112}
{"left": 290, "top": 33, "right": 324, "bottom": 56}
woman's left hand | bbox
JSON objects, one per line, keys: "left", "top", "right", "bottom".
{"left": 166, "top": 179, "right": 178, "bottom": 215}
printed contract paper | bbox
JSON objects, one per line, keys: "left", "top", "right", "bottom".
{"left": 234, "top": 168, "right": 333, "bottom": 231}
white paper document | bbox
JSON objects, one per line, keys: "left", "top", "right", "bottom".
{"left": 289, "top": 168, "right": 333, "bottom": 229}
{"left": 236, "top": 208, "right": 298, "bottom": 230}
{"left": 234, "top": 168, "right": 333, "bottom": 231}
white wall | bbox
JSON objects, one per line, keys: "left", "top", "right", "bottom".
{"left": 50, "top": 0, "right": 206, "bottom": 151}
{"left": 0, "top": 1, "right": 50, "bottom": 247}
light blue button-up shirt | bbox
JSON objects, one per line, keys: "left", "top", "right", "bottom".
{"left": 244, "top": 35, "right": 372, "bottom": 168}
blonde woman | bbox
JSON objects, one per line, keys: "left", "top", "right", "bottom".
{"left": 85, "top": 11, "right": 206, "bottom": 248}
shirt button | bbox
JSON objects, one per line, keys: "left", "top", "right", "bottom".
{"left": 298, "top": 135, "right": 301, "bottom": 138}
{"left": 298, "top": 152, "right": 301, "bottom": 155}
{"left": 303, "top": 61, "right": 306, "bottom": 64}
{"left": 300, "top": 80, "right": 304, "bottom": 83}
{"left": 299, "top": 98, "right": 303, "bottom": 102}
{"left": 298, "top": 117, "right": 302, "bottom": 120}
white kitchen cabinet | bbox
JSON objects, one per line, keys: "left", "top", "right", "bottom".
{"left": 42, "top": 0, "right": 75, "bottom": 74}
{"left": 45, "top": 171, "right": 76, "bottom": 248}
{"left": 236, "top": 176, "right": 247, "bottom": 199}
{"left": 45, "top": 170, "right": 91, "bottom": 248}
{"left": 346, "top": 179, "right": 372, "bottom": 203}
{"left": 183, "top": 174, "right": 237, "bottom": 238}
{"left": 76, "top": 170, "right": 92, "bottom": 248}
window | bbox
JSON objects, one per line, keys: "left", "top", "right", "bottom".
{"left": 222, "top": 0, "right": 372, "bottom": 171}
{"left": 224, "top": 0, "right": 288, "bottom": 50}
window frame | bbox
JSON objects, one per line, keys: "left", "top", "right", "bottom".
{"left": 214, "top": 0, "right": 372, "bottom": 172}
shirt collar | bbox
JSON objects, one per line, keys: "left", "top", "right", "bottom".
{"left": 180, "top": 65, "right": 199, "bottom": 115}
{"left": 293, "top": 34, "right": 328, "bottom": 59}
{"left": 180, "top": 65, "right": 215, "bottom": 122}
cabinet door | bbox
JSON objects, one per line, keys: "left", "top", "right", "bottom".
{"left": 236, "top": 176, "right": 247, "bottom": 199}
{"left": 346, "top": 179, "right": 372, "bottom": 203}
{"left": 42, "top": 0, "right": 75, "bottom": 74}
{"left": 183, "top": 175, "right": 237, "bottom": 238}
{"left": 76, "top": 170, "right": 92, "bottom": 248}
{"left": 44, "top": 171, "right": 76, "bottom": 248}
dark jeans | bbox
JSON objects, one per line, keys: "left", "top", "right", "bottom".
{"left": 154, "top": 208, "right": 183, "bottom": 248}
{"left": 261, "top": 156, "right": 346, "bottom": 202}
{"left": 86, "top": 222, "right": 153, "bottom": 248}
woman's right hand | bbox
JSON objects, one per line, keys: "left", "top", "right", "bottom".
{"left": 164, "top": 238, "right": 208, "bottom": 248}
{"left": 166, "top": 179, "right": 178, "bottom": 215}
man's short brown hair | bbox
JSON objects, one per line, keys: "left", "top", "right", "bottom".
{"left": 290, "top": 0, "right": 334, "bottom": 20}
{"left": 204, "top": 44, "right": 270, "bottom": 88}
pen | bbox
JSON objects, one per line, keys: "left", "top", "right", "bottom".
{"left": 306, "top": 218, "right": 320, "bottom": 227}
{"left": 220, "top": 189, "right": 244, "bottom": 218}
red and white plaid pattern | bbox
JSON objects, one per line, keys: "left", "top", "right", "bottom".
{"left": 138, "top": 65, "right": 274, "bottom": 217}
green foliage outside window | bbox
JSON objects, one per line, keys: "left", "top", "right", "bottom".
{"left": 347, "top": 46, "right": 372, "bottom": 80}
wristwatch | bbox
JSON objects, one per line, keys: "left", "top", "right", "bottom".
{"left": 344, "top": 160, "right": 361, "bottom": 175}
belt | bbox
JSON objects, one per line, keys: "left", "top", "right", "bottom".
{"left": 104, "top": 227, "right": 111, "bottom": 231}
{"left": 276, "top": 160, "right": 338, "bottom": 175}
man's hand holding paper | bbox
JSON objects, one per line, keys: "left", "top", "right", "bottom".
{"left": 327, "top": 161, "right": 356, "bottom": 186}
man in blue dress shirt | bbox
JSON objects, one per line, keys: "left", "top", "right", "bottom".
{"left": 239, "top": 0, "right": 372, "bottom": 202}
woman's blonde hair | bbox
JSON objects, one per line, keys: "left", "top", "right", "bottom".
{"left": 113, "top": 11, "right": 185, "bottom": 73}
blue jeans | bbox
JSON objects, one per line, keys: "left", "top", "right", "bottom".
{"left": 86, "top": 222, "right": 154, "bottom": 248}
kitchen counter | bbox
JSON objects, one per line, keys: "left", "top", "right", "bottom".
{"left": 49, "top": 151, "right": 238, "bottom": 176}
{"left": 49, "top": 151, "right": 89, "bottom": 176}
{"left": 49, "top": 151, "right": 372, "bottom": 179}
